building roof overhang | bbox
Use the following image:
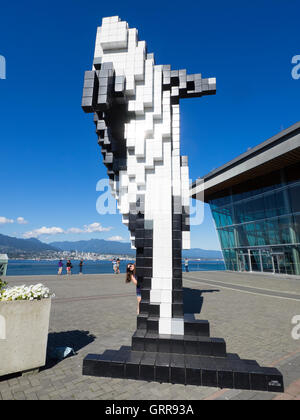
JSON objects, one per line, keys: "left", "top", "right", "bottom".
{"left": 190, "top": 121, "right": 300, "bottom": 202}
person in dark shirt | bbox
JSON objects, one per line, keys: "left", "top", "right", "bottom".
{"left": 126, "top": 263, "right": 141, "bottom": 314}
{"left": 79, "top": 259, "right": 84, "bottom": 275}
{"left": 66, "top": 260, "right": 73, "bottom": 275}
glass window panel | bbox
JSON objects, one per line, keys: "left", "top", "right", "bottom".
{"left": 255, "top": 221, "right": 267, "bottom": 246}
{"left": 275, "top": 190, "right": 288, "bottom": 216}
{"left": 211, "top": 208, "right": 220, "bottom": 226}
{"left": 278, "top": 216, "right": 292, "bottom": 244}
{"left": 265, "top": 219, "right": 280, "bottom": 244}
{"left": 250, "top": 251, "right": 261, "bottom": 272}
{"left": 264, "top": 193, "right": 278, "bottom": 218}
{"left": 219, "top": 208, "right": 233, "bottom": 227}
{"left": 223, "top": 249, "right": 237, "bottom": 271}
{"left": 283, "top": 246, "right": 295, "bottom": 275}
{"left": 223, "top": 250, "right": 235, "bottom": 270}
{"left": 261, "top": 252, "right": 274, "bottom": 273}
{"left": 217, "top": 227, "right": 235, "bottom": 249}
{"left": 244, "top": 223, "right": 257, "bottom": 247}
{"left": 237, "top": 251, "right": 251, "bottom": 272}
{"left": 234, "top": 201, "right": 252, "bottom": 223}
{"left": 293, "top": 215, "right": 300, "bottom": 243}
{"left": 211, "top": 206, "right": 233, "bottom": 228}
{"left": 242, "top": 201, "right": 252, "bottom": 222}
{"left": 251, "top": 196, "right": 265, "bottom": 220}
{"left": 233, "top": 202, "right": 242, "bottom": 224}
{"left": 236, "top": 225, "right": 248, "bottom": 248}
{"left": 289, "top": 185, "right": 300, "bottom": 213}
{"left": 293, "top": 246, "right": 300, "bottom": 275}
{"left": 228, "top": 228, "right": 235, "bottom": 248}
{"left": 218, "top": 229, "right": 228, "bottom": 249}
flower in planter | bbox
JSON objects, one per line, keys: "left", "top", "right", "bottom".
{"left": 0, "top": 283, "right": 54, "bottom": 301}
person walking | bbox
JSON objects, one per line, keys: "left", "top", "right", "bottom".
{"left": 116, "top": 258, "right": 120, "bottom": 274}
{"left": 126, "top": 263, "right": 141, "bottom": 315}
{"left": 79, "top": 259, "right": 84, "bottom": 275}
{"left": 112, "top": 258, "right": 117, "bottom": 274}
{"left": 58, "top": 260, "right": 63, "bottom": 275}
{"left": 66, "top": 260, "right": 73, "bottom": 275}
{"left": 184, "top": 258, "right": 189, "bottom": 272}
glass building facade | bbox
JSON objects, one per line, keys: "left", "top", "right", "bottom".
{"left": 209, "top": 161, "right": 300, "bottom": 275}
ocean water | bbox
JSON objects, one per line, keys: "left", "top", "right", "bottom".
{"left": 5, "top": 259, "right": 225, "bottom": 276}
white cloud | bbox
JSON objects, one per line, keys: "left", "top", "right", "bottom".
{"left": 23, "top": 222, "right": 112, "bottom": 239}
{"left": 66, "top": 223, "right": 112, "bottom": 234}
{"left": 66, "top": 227, "right": 84, "bottom": 234}
{"left": 23, "top": 226, "right": 64, "bottom": 239}
{"left": 0, "top": 217, "right": 14, "bottom": 224}
{"left": 83, "top": 223, "right": 112, "bottom": 233}
{"left": 17, "top": 217, "right": 28, "bottom": 225}
{"left": 107, "top": 236, "right": 125, "bottom": 242}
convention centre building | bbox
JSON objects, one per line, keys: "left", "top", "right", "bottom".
{"left": 191, "top": 121, "right": 300, "bottom": 276}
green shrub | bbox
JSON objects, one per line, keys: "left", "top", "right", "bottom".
{"left": 0, "top": 279, "right": 8, "bottom": 291}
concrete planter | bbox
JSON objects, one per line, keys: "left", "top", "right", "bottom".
{"left": 0, "top": 298, "right": 51, "bottom": 376}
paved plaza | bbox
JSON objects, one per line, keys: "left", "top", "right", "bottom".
{"left": 1, "top": 270, "right": 300, "bottom": 400}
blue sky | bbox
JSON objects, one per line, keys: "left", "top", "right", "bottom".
{"left": 0, "top": 0, "right": 299, "bottom": 250}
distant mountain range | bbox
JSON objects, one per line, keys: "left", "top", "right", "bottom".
{"left": 0, "top": 233, "right": 223, "bottom": 259}
{"left": 0, "top": 233, "right": 59, "bottom": 255}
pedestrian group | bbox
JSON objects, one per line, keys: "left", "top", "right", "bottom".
{"left": 57, "top": 259, "right": 83, "bottom": 276}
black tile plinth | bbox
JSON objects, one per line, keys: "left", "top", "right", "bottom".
{"left": 215, "top": 358, "right": 234, "bottom": 389}
{"left": 155, "top": 353, "right": 171, "bottom": 383}
{"left": 200, "top": 356, "right": 218, "bottom": 388}
{"left": 82, "top": 348, "right": 284, "bottom": 393}
{"left": 265, "top": 367, "right": 285, "bottom": 393}
{"left": 131, "top": 332, "right": 226, "bottom": 357}
{"left": 250, "top": 369, "right": 269, "bottom": 392}
{"left": 83, "top": 350, "right": 119, "bottom": 377}
{"left": 140, "top": 352, "right": 156, "bottom": 381}
{"left": 170, "top": 354, "right": 185, "bottom": 384}
{"left": 144, "top": 333, "right": 158, "bottom": 352}
{"left": 231, "top": 361, "right": 251, "bottom": 390}
{"left": 132, "top": 330, "right": 146, "bottom": 351}
{"left": 184, "top": 319, "right": 210, "bottom": 337}
{"left": 137, "top": 314, "right": 148, "bottom": 330}
{"left": 124, "top": 351, "right": 143, "bottom": 379}
{"left": 147, "top": 317, "right": 159, "bottom": 334}
{"left": 185, "top": 355, "right": 202, "bottom": 386}
{"left": 211, "top": 338, "right": 227, "bottom": 357}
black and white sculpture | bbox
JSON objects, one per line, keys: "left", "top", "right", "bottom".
{"left": 82, "top": 17, "right": 284, "bottom": 392}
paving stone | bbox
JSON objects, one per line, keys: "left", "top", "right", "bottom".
{"left": 13, "top": 391, "right": 26, "bottom": 400}
{"left": 0, "top": 390, "right": 13, "bottom": 400}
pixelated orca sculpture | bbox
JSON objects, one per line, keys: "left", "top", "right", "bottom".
{"left": 81, "top": 16, "right": 284, "bottom": 392}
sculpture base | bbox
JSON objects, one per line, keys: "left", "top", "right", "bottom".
{"left": 83, "top": 346, "right": 284, "bottom": 392}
